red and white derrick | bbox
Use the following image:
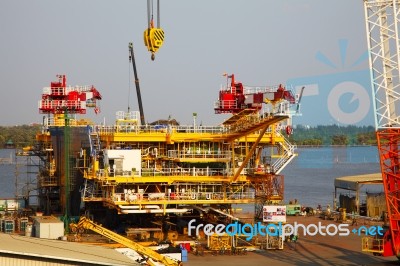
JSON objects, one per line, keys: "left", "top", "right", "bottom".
{"left": 214, "top": 74, "right": 296, "bottom": 114}
{"left": 39, "top": 75, "right": 102, "bottom": 114}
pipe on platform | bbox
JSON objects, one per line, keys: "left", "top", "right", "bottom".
{"left": 144, "top": 205, "right": 160, "bottom": 209}
{"left": 121, "top": 208, "right": 189, "bottom": 214}
{"left": 119, "top": 205, "right": 140, "bottom": 209}
{"left": 118, "top": 205, "right": 160, "bottom": 209}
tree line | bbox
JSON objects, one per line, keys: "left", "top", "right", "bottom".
{"left": 0, "top": 124, "right": 42, "bottom": 148}
{"left": 0, "top": 124, "right": 377, "bottom": 149}
{"left": 287, "top": 124, "right": 376, "bottom": 146}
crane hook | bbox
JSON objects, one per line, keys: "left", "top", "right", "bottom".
{"left": 144, "top": 0, "right": 163, "bottom": 61}
{"left": 144, "top": 27, "right": 164, "bottom": 61}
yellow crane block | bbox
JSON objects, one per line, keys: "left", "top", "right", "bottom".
{"left": 144, "top": 27, "right": 164, "bottom": 60}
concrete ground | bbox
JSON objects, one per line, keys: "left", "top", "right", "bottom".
{"left": 183, "top": 215, "right": 399, "bottom": 266}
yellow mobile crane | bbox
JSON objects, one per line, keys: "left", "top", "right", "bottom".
{"left": 70, "top": 216, "right": 182, "bottom": 266}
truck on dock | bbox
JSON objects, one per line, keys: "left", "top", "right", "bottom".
{"left": 286, "top": 204, "right": 301, "bottom": 216}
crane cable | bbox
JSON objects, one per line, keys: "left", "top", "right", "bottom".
{"left": 157, "top": 0, "right": 160, "bottom": 28}
{"left": 147, "top": 0, "right": 152, "bottom": 28}
{"left": 147, "top": 0, "right": 160, "bottom": 28}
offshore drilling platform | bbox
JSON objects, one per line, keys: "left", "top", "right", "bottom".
{"left": 30, "top": 70, "right": 300, "bottom": 246}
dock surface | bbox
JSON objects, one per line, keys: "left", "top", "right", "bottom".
{"left": 185, "top": 216, "right": 398, "bottom": 266}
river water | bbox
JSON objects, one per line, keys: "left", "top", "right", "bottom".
{"left": 0, "top": 146, "right": 383, "bottom": 210}
{"left": 0, "top": 149, "right": 39, "bottom": 202}
{"left": 282, "top": 146, "right": 381, "bottom": 208}
{"left": 0, "top": 149, "right": 17, "bottom": 198}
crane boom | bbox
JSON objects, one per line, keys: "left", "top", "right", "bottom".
{"left": 129, "top": 42, "right": 146, "bottom": 126}
{"left": 70, "top": 216, "right": 182, "bottom": 266}
{"left": 363, "top": 0, "right": 400, "bottom": 258}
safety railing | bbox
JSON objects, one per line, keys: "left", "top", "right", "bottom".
{"left": 43, "top": 85, "right": 94, "bottom": 95}
{"left": 111, "top": 191, "right": 255, "bottom": 203}
{"left": 362, "top": 237, "right": 384, "bottom": 254}
{"left": 91, "top": 124, "right": 226, "bottom": 135}
{"left": 39, "top": 99, "right": 85, "bottom": 110}
{"left": 140, "top": 167, "right": 229, "bottom": 177}
{"left": 271, "top": 130, "right": 296, "bottom": 174}
{"left": 167, "top": 150, "right": 231, "bottom": 160}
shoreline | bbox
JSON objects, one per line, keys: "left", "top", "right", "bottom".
{"left": 295, "top": 145, "right": 377, "bottom": 148}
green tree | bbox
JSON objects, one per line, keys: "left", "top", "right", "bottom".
{"left": 288, "top": 124, "right": 376, "bottom": 146}
{"left": 331, "top": 135, "right": 348, "bottom": 145}
{"left": 0, "top": 124, "right": 41, "bottom": 148}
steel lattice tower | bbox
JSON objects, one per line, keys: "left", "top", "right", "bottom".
{"left": 364, "top": 0, "right": 400, "bottom": 257}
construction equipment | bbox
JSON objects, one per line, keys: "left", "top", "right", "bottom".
{"left": 362, "top": 0, "right": 400, "bottom": 258}
{"left": 34, "top": 73, "right": 300, "bottom": 250}
{"left": 37, "top": 75, "right": 102, "bottom": 219}
{"left": 129, "top": 42, "right": 146, "bottom": 125}
{"left": 70, "top": 216, "right": 182, "bottom": 266}
{"left": 208, "top": 234, "right": 232, "bottom": 255}
{"left": 144, "top": 0, "right": 164, "bottom": 60}
{"left": 362, "top": 226, "right": 393, "bottom": 257}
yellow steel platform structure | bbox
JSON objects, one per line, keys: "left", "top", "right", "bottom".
{"left": 73, "top": 109, "right": 295, "bottom": 216}
{"left": 34, "top": 75, "right": 299, "bottom": 225}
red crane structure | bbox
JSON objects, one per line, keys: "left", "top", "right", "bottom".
{"left": 39, "top": 74, "right": 102, "bottom": 115}
{"left": 37, "top": 75, "right": 102, "bottom": 230}
{"left": 214, "top": 74, "right": 300, "bottom": 136}
{"left": 363, "top": 0, "right": 400, "bottom": 258}
{"left": 214, "top": 74, "right": 296, "bottom": 115}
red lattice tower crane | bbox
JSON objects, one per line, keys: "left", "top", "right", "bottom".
{"left": 39, "top": 74, "right": 102, "bottom": 115}
{"left": 364, "top": 0, "right": 400, "bottom": 258}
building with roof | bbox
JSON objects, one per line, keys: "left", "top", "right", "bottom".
{"left": 0, "top": 233, "right": 138, "bottom": 266}
{"left": 334, "top": 173, "right": 383, "bottom": 215}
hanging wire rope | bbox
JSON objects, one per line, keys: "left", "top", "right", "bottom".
{"left": 147, "top": 0, "right": 153, "bottom": 28}
{"left": 157, "top": 0, "right": 160, "bottom": 28}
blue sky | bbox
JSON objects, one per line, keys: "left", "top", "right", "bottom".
{"left": 0, "top": 1, "right": 372, "bottom": 126}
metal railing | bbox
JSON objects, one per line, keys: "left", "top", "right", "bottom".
{"left": 362, "top": 237, "right": 384, "bottom": 254}
{"left": 140, "top": 167, "right": 229, "bottom": 177}
{"left": 167, "top": 150, "right": 231, "bottom": 160}
{"left": 271, "top": 131, "right": 296, "bottom": 174}
{"left": 111, "top": 191, "right": 255, "bottom": 202}
{"left": 42, "top": 85, "right": 94, "bottom": 95}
